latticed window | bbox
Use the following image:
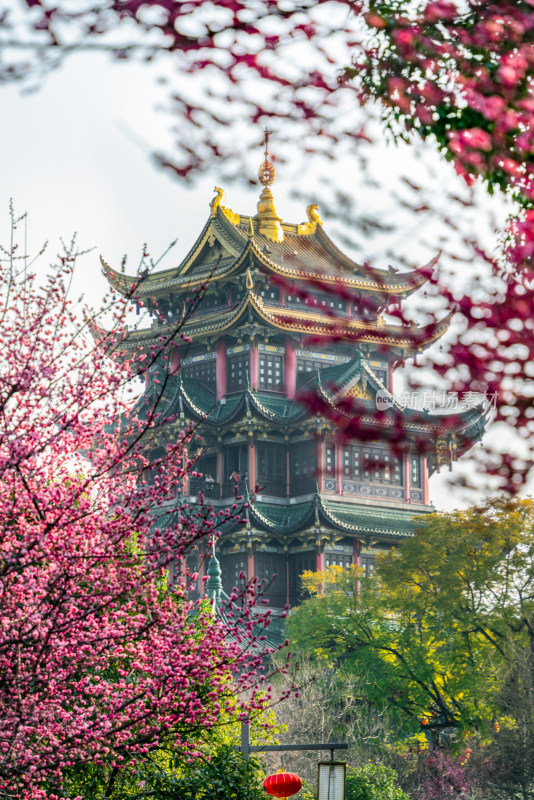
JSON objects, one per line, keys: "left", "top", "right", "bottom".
{"left": 360, "top": 554, "right": 376, "bottom": 576}
{"left": 182, "top": 359, "right": 216, "bottom": 391}
{"left": 287, "top": 292, "right": 347, "bottom": 312}
{"left": 287, "top": 293, "right": 304, "bottom": 308}
{"left": 324, "top": 444, "right": 335, "bottom": 476}
{"left": 343, "top": 447, "right": 361, "bottom": 479}
{"left": 309, "top": 293, "right": 347, "bottom": 313}
{"left": 255, "top": 552, "right": 287, "bottom": 607}
{"left": 196, "top": 291, "right": 227, "bottom": 315}
{"left": 324, "top": 552, "right": 353, "bottom": 568}
{"left": 259, "top": 286, "right": 281, "bottom": 303}
{"left": 343, "top": 445, "right": 402, "bottom": 485}
{"left": 411, "top": 455, "right": 422, "bottom": 488}
{"left": 257, "top": 443, "right": 287, "bottom": 482}
{"left": 227, "top": 353, "right": 249, "bottom": 392}
{"left": 291, "top": 441, "right": 316, "bottom": 477}
{"left": 258, "top": 353, "right": 284, "bottom": 392}
{"left": 219, "top": 553, "right": 247, "bottom": 591}
{"left": 373, "top": 369, "right": 388, "bottom": 387}
{"left": 289, "top": 551, "right": 316, "bottom": 605}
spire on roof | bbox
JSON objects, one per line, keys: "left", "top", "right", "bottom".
{"left": 256, "top": 129, "right": 284, "bottom": 243}
{"left": 206, "top": 537, "right": 223, "bottom": 605}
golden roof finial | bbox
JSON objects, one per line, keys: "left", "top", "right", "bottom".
{"left": 258, "top": 129, "right": 276, "bottom": 187}
{"left": 256, "top": 129, "right": 283, "bottom": 242}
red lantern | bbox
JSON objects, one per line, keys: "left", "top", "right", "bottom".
{"left": 263, "top": 772, "right": 302, "bottom": 798}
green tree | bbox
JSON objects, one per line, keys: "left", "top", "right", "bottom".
{"left": 346, "top": 764, "right": 410, "bottom": 800}
{"left": 288, "top": 498, "right": 534, "bottom": 742}
{"left": 57, "top": 705, "right": 280, "bottom": 798}
{"left": 59, "top": 746, "right": 266, "bottom": 800}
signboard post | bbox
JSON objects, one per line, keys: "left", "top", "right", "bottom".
{"left": 236, "top": 720, "right": 348, "bottom": 800}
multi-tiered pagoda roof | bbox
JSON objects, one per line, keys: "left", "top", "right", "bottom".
{"left": 102, "top": 189, "right": 449, "bottom": 355}
{"left": 100, "top": 145, "right": 486, "bottom": 608}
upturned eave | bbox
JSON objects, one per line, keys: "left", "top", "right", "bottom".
{"left": 100, "top": 197, "right": 434, "bottom": 300}
{"left": 102, "top": 292, "right": 451, "bottom": 356}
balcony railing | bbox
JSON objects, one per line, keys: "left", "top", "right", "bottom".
{"left": 188, "top": 478, "right": 221, "bottom": 498}
{"left": 221, "top": 480, "right": 247, "bottom": 499}
{"left": 322, "top": 478, "right": 406, "bottom": 501}
{"left": 341, "top": 481, "right": 406, "bottom": 500}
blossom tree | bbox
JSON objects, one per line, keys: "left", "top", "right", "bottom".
{"left": 5, "top": 0, "right": 534, "bottom": 494}
{"left": 343, "top": 1, "right": 534, "bottom": 493}
{"left": 7, "top": 1, "right": 534, "bottom": 498}
{"left": 0, "top": 208, "right": 286, "bottom": 800}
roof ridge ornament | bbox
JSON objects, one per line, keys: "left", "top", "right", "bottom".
{"left": 255, "top": 130, "right": 284, "bottom": 243}
{"left": 210, "top": 186, "right": 225, "bottom": 216}
{"left": 297, "top": 203, "right": 323, "bottom": 236}
{"left": 258, "top": 129, "right": 276, "bottom": 187}
{"left": 209, "top": 185, "right": 240, "bottom": 225}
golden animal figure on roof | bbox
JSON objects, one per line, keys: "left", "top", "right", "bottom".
{"left": 210, "top": 186, "right": 225, "bottom": 216}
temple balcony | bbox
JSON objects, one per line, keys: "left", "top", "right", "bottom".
{"left": 323, "top": 478, "right": 409, "bottom": 502}
{"left": 184, "top": 476, "right": 425, "bottom": 505}
{"left": 188, "top": 477, "right": 221, "bottom": 499}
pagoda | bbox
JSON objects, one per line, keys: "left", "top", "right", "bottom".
{"left": 101, "top": 140, "right": 486, "bottom": 610}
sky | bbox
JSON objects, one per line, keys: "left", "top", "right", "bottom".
{"left": 0, "top": 48, "right": 509, "bottom": 510}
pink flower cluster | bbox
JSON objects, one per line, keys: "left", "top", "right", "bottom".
{"left": 0, "top": 218, "right": 288, "bottom": 799}
{"left": 361, "top": 2, "right": 534, "bottom": 200}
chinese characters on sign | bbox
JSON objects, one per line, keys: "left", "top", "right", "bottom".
{"left": 376, "top": 390, "right": 497, "bottom": 412}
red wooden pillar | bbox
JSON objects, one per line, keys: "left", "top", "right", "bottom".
{"left": 285, "top": 336, "right": 296, "bottom": 399}
{"left": 316, "top": 550, "right": 324, "bottom": 573}
{"left": 216, "top": 338, "right": 226, "bottom": 400}
{"left": 353, "top": 538, "right": 360, "bottom": 568}
{"left": 422, "top": 455, "right": 430, "bottom": 505}
{"left": 250, "top": 342, "right": 258, "bottom": 390}
{"left": 336, "top": 443, "right": 343, "bottom": 495}
{"left": 171, "top": 346, "right": 180, "bottom": 375}
{"left": 404, "top": 453, "right": 411, "bottom": 503}
{"left": 247, "top": 549, "right": 255, "bottom": 581}
{"left": 248, "top": 438, "right": 256, "bottom": 491}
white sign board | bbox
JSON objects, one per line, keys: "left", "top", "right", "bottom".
{"left": 317, "top": 762, "right": 346, "bottom": 800}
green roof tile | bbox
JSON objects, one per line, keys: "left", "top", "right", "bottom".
{"left": 252, "top": 501, "right": 314, "bottom": 531}
{"left": 320, "top": 499, "right": 424, "bottom": 537}
{"left": 250, "top": 392, "right": 306, "bottom": 421}
{"left": 302, "top": 356, "right": 363, "bottom": 396}
{"left": 207, "top": 396, "right": 243, "bottom": 424}
{"left": 180, "top": 378, "right": 216, "bottom": 415}
{"left": 180, "top": 380, "right": 245, "bottom": 424}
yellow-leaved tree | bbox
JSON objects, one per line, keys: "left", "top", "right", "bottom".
{"left": 288, "top": 498, "right": 534, "bottom": 748}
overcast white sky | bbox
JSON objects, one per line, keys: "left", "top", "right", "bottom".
{"left": 0, "top": 50, "right": 510, "bottom": 510}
